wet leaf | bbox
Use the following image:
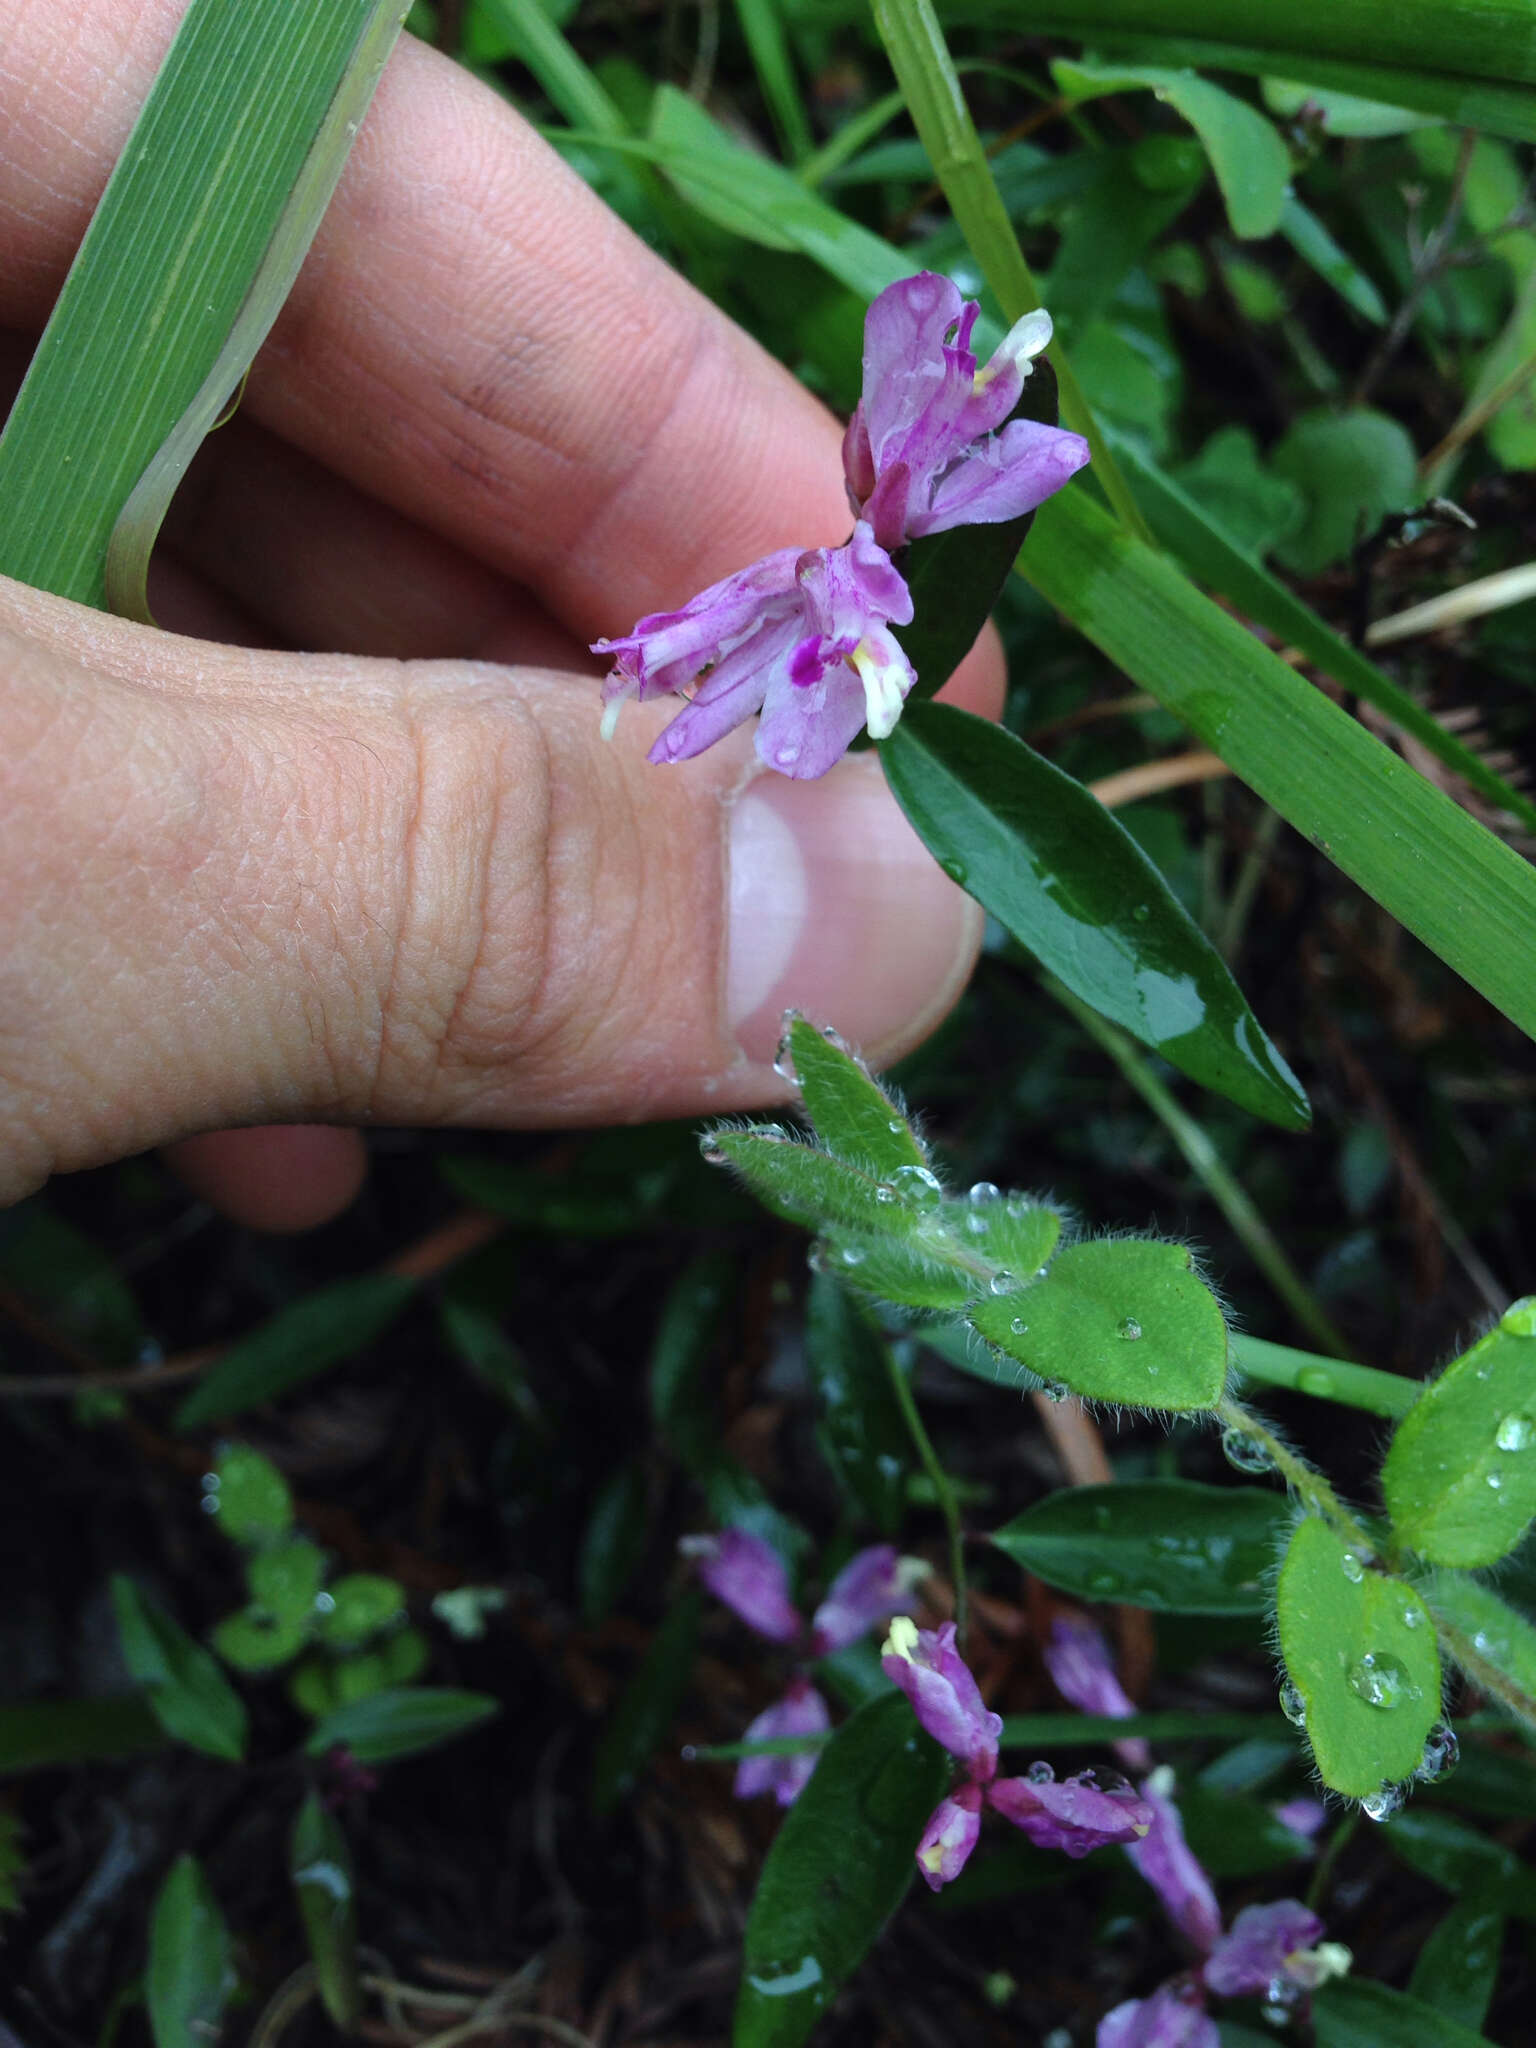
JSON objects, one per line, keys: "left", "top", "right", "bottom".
{"left": 734, "top": 1693, "right": 949, "bottom": 2048}
{"left": 304, "top": 1686, "right": 498, "bottom": 1764}
{"left": 1313, "top": 1978, "right": 1498, "bottom": 2048}
{"left": 649, "top": 1250, "right": 737, "bottom": 1473}
{"left": 991, "top": 1480, "right": 1287, "bottom": 1612}
{"left": 205, "top": 1442, "right": 293, "bottom": 1546}
{"left": 147, "top": 1855, "right": 235, "bottom": 2048}
{"left": 1424, "top": 1570, "right": 1536, "bottom": 1710}
{"left": 579, "top": 1461, "right": 650, "bottom": 1625}
{"left": 879, "top": 703, "right": 1309, "bottom": 1129}
{"left": 967, "top": 1240, "right": 1228, "bottom": 1411}
{"left": 782, "top": 1015, "right": 927, "bottom": 1179}
{"left": 593, "top": 1590, "right": 702, "bottom": 1813}
{"left": 291, "top": 1791, "right": 360, "bottom": 2033}
{"left": 317, "top": 1574, "right": 406, "bottom": 1650}
{"left": 805, "top": 1274, "right": 909, "bottom": 1536}
{"left": 111, "top": 1576, "right": 247, "bottom": 1763}
{"left": 1383, "top": 1302, "right": 1536, "bottom": 1566}
{"left": 1409, "top": 1894, "right": 1505, "bottom": 2034}
{"left": 1275, "top": 1519, "right": 1440, "bottom": 1799}
{"left": 709, "top": 1129, "right": 937, "bottom": 1238}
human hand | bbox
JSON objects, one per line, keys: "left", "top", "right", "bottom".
{"left": 0, "top": 2, "right": 1003, "bottom": 1228}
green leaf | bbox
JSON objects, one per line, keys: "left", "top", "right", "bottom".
{"left": 318, "top": 1573, "right": 406, "bottom": 1649}
{"left": 1409, "top": 1896, "right": 1505, "bottom": 2035}
{"left": 147, "top": 1856, "right": 235, "bottom": 2048}
{"left": 291, "top": 1791, "right": 361, "bottom": 2034}
{"left": 111, "top": 1576, "right": 247, "bottom": 1763}
{"left": 649, "top": 1250, "right": 737, "bottom": 1471}
{"left": 579, "top": 1461, "right": 650, "bottom": 1625}
{"left": 1172, "top": 426, "right": 1305, "bottom": 558}
{"left": 1275, "top": 1519, "right": 1441, "bottom": 1799}
{"left": 0, "top": 1203, "right": 148, "bottom": 1366}
{"left": 1268, "top": 407, "right": 1419, "bottom": 575}
{"left": 1381, "top": 1808, "right": 1536, "bottom": 1918}
{"left": 211, "top": 1606, "right": 311, "bottom": 1674}
{"left": 205, "top": 1443, "right": 294, "bottom": 1546}
{"left": 1175, "top": 1781, "right": 1317, "bottom": 1876}
{"left": 1313, "top": 1978, "right": 1499, "bottom": 2048}
{"left": 1278, "top": 194, "right": 1389, "bottom": 324}
{"left": 879, "top": 703, "right": 1308, "bottom": 1129}
{"left": 782, "top": 1016, "right": 927, "bottom": 1179}
{"left": 1263, "top": 77, "right": 1437, "bottom": 138}
{"left": 991, "top": 1480, "right": 1287, "bottom": 1612}
{"left": 593, "top": 1590, "right": 702, "bottom": 1813}
{"left": 175, "top": 1273, "right": 417, "bottom": 1430}
{"left": 1052, "top": 57, "right": 1291, "bottom": 238}
{"left": 709, "top": 1129, "right": 938, "bottom": 1237}
{"left": 734, "top": 1692, "right": 949, "bottom": 2048}
{"left": 248, "top": 1539, "right": 327, "bottom": 1625}
{"left": 968, "top": 1239, "right": 1228, "bottom": 1411}
{"left": 823, "top": 1233, "right": 978, "bottom": 1313}
{"left": 1424, "top": 1571, "right": 1536, "bottom": 1708}
{"left": 939, "top": 1194, "right": 1062, "bottom": 1285}
{"left": 1382, "top": 1302, "right": 1536, "bottom": 1567}
{"left": 805, "top": 1275, "right": 909, "bottom": 1535}
{"left": 0, "top": 0, "right": 406, "bottom": 611}
{"left": 0, "top": 1697, "right": 165, "bottom": 1773}
{"left": 305, "top": 1686, "right": 498, "bottom": 1763}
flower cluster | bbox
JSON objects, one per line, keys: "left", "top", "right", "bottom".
{"left": 593, "top": 273, "right": 1089, "bottom": 778}
{"left": 683, "top": 1529, "right": 924, "bottom": 1806}
{"left": 1043, "top": 1617, "right": 1348, "bottom": 2047}
{"left": 881, "top": 1616, "right": 1154, "bottom": 1889}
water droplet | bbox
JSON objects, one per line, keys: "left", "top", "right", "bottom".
{"left": 772, "top": 1054, "right": 798, "bottom": 1085}
{"left": 1415, "top": 1721, "right": 1460, "bottom": 1783}
{"left": 314, "top": 1591, "right": 336, "bottom": 1615}
{"left": 1340, "top": 1550, "right": 1365, "bottom": 1583}
{"left": 1033, "top": 1266, "right": 1049, "bottom": 1281}
{"left": 1146, "top": 1362, "right": 1160, "bottom": 1376}
{"left": 938, "top": 857, "right": 968, "bottom": 886}
{"left": 1486, "top": 1469, "right": 1504, "bottom": 1491}
{"left": 1499, "top": 1296, "right": 1536, "bottom": 1337}
{"left": 887, "top": 1117, "right": 905, "bottom": 1134}
{"left": 1091, "top": 1503, "right": 1112, "bottom": 1531}
{"left": 874, "top": 1184, "right": 897, "bottom": 1205}
{"left": 1026, "top": 1760, "right": 1055, "bottom": 1784}
{"left": 1279, "top": 1679, "right": 1307, "bottom": 1727}
{"left": 1087, "top": 1569, "right": 1121, "bottom": 1595}
{"left": 819, "top": 1023, "right": 847, "bottom": 1047}
{"left": 1132, "top": 903, "right": 1151, "bottom": 923}
{"left": 989, "top": 1270, "right": 1018, "bottom": 1295}
{"left": 1402, "top": 1605, "right": 1423, "bottom": 1630}
{"left": 964, "top": 1212, "right": 991, "bottom": 1239}
{"left": 1360, "top": 1783, "right": 1403, "bottom": 1823}
{"left": 891, "top": 1164, "right": 943, "bottom": 1211}
{"left": 1221, "top": 1426, "right": 1275, "bottom": 1475}
{"left": 1496, "top": 1414, "right": 1534, "bottom": 1451}
{"left": 806, "top": 1246, "right": 827, "bottom": 1275}
{"left": 698, "top": 1136, "right": 727, "bottom": 1167}
{"left": 840, "top": 1246, "right": 865, "bottom": 1268}
{"left": 968, "top": 1182, "right": 1001, "bottom": 1206}
{"left": 200, "top": 1473, "right": 220, "bottom": 1492}
{"left": 199, "top": 1494, "right": 220, "bottom": 1516}
{"left": 1009, "top": 1317, "right": 1028, "bottom": 1336}
{"left": 748, "top": 1955, "right": 824, "bottom": 1998}
{"left": 1118, "top": 1317, "right": 1143, "bottom": 1341}
{"left": 1346, "top": 1650, "right": 1417, "bottom": 1710}
{"left": 1045, "top": 1382, "right": 1069, "bottom": 1403}
{"left": 1297, "top": 1366, "right": 1336, "bottom": 1398}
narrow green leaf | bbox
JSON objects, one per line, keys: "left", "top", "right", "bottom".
{"left": 1383, "top": 1301, "right": 1536, "bottom": 1567}
{"left": 579, "top": 1461, "right": 650, "bottom": 1625}
{"left": 1313, "top": 1978, "right": 1499, "bottom": 2048}
{"left": 593, "top": 1591, "right": 702, "bottom": 1813}
{"left": 147, "top": 1856, "right": 235, "bottom": 2048}
{"left": 1019, "top": 485, "right": 1536, "bottom": 1044}
{"left": 305, "top": 1686, "right": 498, "bottom": 1764}
{"left": 0, "top": 1697, "right": 165, "bottom": 1773}
{"left": 783, "top": 1016, "right": 927, "bottom": 1179}
{"left": 291, "top": 1791, "right": 361, "bottom": 2034}
{"left": 1409, "top": 1895, "right": 1505, "bottom": 2034}
{"left": 0, "top": 0, "right": 406, "bottom": 610}
{"left": 1278, "top": 194, "right": 1389, "bottom": 325}
{"left": 734, "top": 1693, "right": 949, "bottom": 2048}
{"left": 1382, "top": 1808, "right": 1536, "bottom": 1917}
{"left": 881, "top": 702, "right": 1308, "bottom": 1128}
{"left": 174, "top": 1273, "right": 417, "bottom": 1430}
{"left": 939, "top": 1195, "right": 1062, "bottom": 1284}
{"left": 205, "top": 1442, "right": 295, "bottom": 1547}
{"left": 991, "top": 1480, "right": 1287, "bottom": 1612}
{"left": 111, "top": 1576, "right": 247, "bottom": 1763}
{"left": 732, "top": 0, "right": 814, "bottom": 163}
{"left": 1275, "top": 1519, "right": 1441, "bottom": 1799}
{"left": 968, "top": 1239, "right": 1229, "bottom": 1411}
{"left": 823, "top": 1235, "right": 978, "bottom": 1313}
{"left": 1424, "top": 1571, "right": 1536, "bottom": 1708}
{"left": 649, "top": 1251, "right": 737, "bottom": 1472}
{"left": 805, "top": 1275, "right": 909, "bottom": 1535}
{"left": 1052, "top": 57, "right": 1291, "bottom": 238}
{"left": 1263, "top": 77, "right": 1439, "bottom": 138}
{"left": 709, "top": 1129, "right": 935, "bottom": 1238}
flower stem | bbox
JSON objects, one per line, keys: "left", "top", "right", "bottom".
{"left": 886, "top": 1345, "right": 968, "bottom": 1643}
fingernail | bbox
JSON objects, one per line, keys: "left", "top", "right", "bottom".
{"left": 725, "top": 755, "right": 982, "bottom": 1067}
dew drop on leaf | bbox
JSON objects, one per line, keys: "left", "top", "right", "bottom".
{"left": 1345, "top": 1650, "right": 1417, "bottom": 1710}
{"left": 1495, "top": 1414, "right": 1534, "bottom": 1451}
{"left": 1360, "top": 1783, "right": 1403, "bottom": 1823}
{"left": 1221, "top": 1426, "right": 1275, "bottom": 1475}
{"left": 968, "top": 1182, "right": 1001, "bottom": 1206}
{"left": 1414, "top": 1721, "right": 1460, "bottom": 1783}
{"left": 1498, "top": 1296, "right": 1536, "bottom": 1337}
{"left": 890, "top": 1164, "right": 943, "bottom": 1210}
{"left": 1278, "top": 1679, "right": 1307, "bottom": 1727}
{"left": 1117, "top": 1317, "right": 1143, "bottom": 1341}
{"left": 1009, "top": 1317, "right": 1028, "bottom": 1336}
{"left": 1297, "top": 1366, "right": 1335, "bottom": 1397}
{"left": 988, "top": 1270, "right": 1017, "bottom": 1295}
{"left": 1340, "top": 1550, "right": 1365, "bottom": 1583}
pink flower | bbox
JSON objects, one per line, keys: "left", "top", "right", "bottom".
{"left": 842, "top": 271, "right": 1089, "bottom": 552}
{"left": 881, "top": 1618, "right": 1002, "bottom": 1784}
{"left": 914, "top": 1783, "right": 985, "bottom": 1892}
{"left": 809, "top": 1545, "right": 923, "bottom": 1657}
{"left": 733, "top": 1678, "right": 831, "bottom": 1807}
{"left": 1098, "top": 1979, "right": 1219, "bottom": 2048}
{"left": 1202, "top": 1900, "right": 1331, "bottom": 2000}
{"left": 1126, "top": 1769, "right": 1224, "bottom": 1955}
{"left": 680, "top": 1529, "right": 801, "bottom": 1645}
{"left": 989, "top": 1765, "right": 1154, "bottom": 1859}
{"left": 1044, "top": 1615, "right": 1152, "bottom": 1772}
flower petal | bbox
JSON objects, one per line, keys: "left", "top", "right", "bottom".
{"left": 988, "top": 1767, "right": 1154, "bottom": 1858}
{"left": 881, "top": 1618, "right": 1002, "bottom": 1782}
{"left": 911, "top": 420, "right": 1091, "bottom": 536}
{"left": 1202, "top": 1900, "right": 1327, "bottom": 2000}
{"left": 1098, "top": 1980, "right": 1219, "bottom": 2048}
{"left": 1043, "top": 1616, "right": 1151, "bottom": 1772}
{"left": 593, "top": 547, "right": 802, "bottom": 698}
{"left": 809, "top": 1546, "right": 924, "bottom": 1656}
{"left": 1126, "top": 1770, "right": 1223, "bottom": 1955}
{"left": 681, "top": 1529, "right": 802, "bottom": 1644}
{"left": 858, "top": 271, "right": 966, "bottom": 470}
{"left": 734, "top": 1679, "right": 831, "bottom": 1807}
{"left": 915, "top": 1783, "right": 984, "bottom": 1891}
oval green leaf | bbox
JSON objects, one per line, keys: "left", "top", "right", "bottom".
{"left": 206, "top": 1442, "right": 293, "bottom": 1546}
{"left": 782, "top": 1015, "right": 927, "bottom": 1178}
{"left": 1314, "top": 1974, "right": 1500, "bottom": 2048}
{"left": 247, "top": 1538, "right": 326, "bottom": 1624}
{"left": 1276, "top": 1518, "right": 1441, "bottom": 1799}
{"left": 967, "top": 1239, "right": 1228, "bottom": 1411}
{"left": 147, "top": 1855, "right": 235, "bottom": 2048}
{"left": 991, "top": 1480, "right": 1287, "bottom": 1612}
{"left": 1383, "top": 1301, "right": 1536, "bottom": 1567}
{"left": 111, "top": 1575, "right": 247, "bottom": 1763}
{"left": 710, "top": 1129, "right": 935, "bottom": 1238}
{"left": 291, "top": 1790, "right": 361, "bottom": 2033}
{"left": 304, "top": 1685, "right": 499, "bottom": 1764}
{"left": 734, "top": 1692, "right": 949, "bottom": 2048}
{"left": 318, "top": 1573, "right": 406, "bottom": 1650}
{"left": 879, "top": 702, "right": 1308, "bottom": 1129}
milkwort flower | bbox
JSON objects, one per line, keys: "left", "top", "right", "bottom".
{"left": 592, "top": 273, "right": 1088, "bottom": 777}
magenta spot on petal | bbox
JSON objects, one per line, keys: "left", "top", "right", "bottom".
{"left": 789, "top": 637, "right": 826, "bottom": 687}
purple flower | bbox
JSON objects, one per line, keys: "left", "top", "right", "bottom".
{"left": 809, "top": 1546, "right": 924, "bottom": 1657}
{"left": 593, "top": 522, "right": 916, "bottom": 779}
{"left": 1126, "top": 1769, "right": 1224, "bottom": 1956}
{"left": 1098, "top": 1980, "right": 1219, "bottom": 2048}
{"left": 681, "top": 1529, "right": 801, "bottom": 1645}
{"left": 1044, "top": 1615, "right": 1152, "bottom": 1772}
{"left": 881, "top": 1617, "right": 1003, "bottom": 1784}
{"left": 842, "top": 272, "right": 1090, "bottom": 553}
{"left": 733, "top": 1678, "right": 831, "bottom": 1807}
{"left": 989, "top": 1765, "right": 1154, "bottom": 1859}
{"left": 1202, "top": 1900, "right": 1333, "bottom": 2000}
{"left": 915, "top": 1783, "right": 985, "bottom": 1892}
{"left": 1273, "top": 1796, "right": 1328, "bottom": 1842}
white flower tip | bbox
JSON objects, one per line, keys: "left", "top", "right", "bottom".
{"left": 850, "top": 639, "right": 909, "bottom": 740}
{"left": 1291, "top": 1943, "right": 1353, "bottom": 1990}
{"left": 1146, "top": 1764, "right": 1177, "bottom": 1799}
{"left": 990, "top": 307, "right": 1054, "bottom": 380}
{"left": 600, "top": 696, "right": 624, "bottom": 742}
{"left": 918, "top": 1840, "right": 946, "bottom": 1876}
{"left": 884, "top": 1615, "right": 920, "bottom": 1663}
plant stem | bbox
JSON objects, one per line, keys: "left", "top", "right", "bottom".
{"left": 886, "top": 1346, "right": 968, "bottom": 1642}
{"left": 1214, "top": 1397, "right": 1376, "bottom": 1556}
{"left": 1426, "top": 1611, "right": 1536, "bottom": 1736}
{"left": 1229, "top": 1334, "right": 1418, "bottom": 1420}
{"left": 1304, "top": 1810, "right": 1360, "bottom": 1914}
